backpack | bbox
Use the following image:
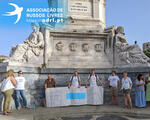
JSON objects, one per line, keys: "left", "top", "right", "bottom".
{"left": 89, "top": 74, "right": 98, "bottom": 81}
{"left": 70, "top": 75, "right": 80, "bottom": 84}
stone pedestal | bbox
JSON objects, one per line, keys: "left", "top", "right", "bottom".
{"left": 48, "top": 0, "right": 106, "bottom": 30}
{"left": 44, "top": 30, "right": 113, "bottom": 68}
{"left": 0, "top": 66, "right": 150, "bottom": 111}
{"left": 6, "top": 0, "right": 149, "bottom": 68}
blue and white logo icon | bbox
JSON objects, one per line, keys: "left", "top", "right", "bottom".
{"left": 3, "top": 3, "right": 23, "bottom": 24}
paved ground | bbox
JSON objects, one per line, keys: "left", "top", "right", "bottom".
{"left": 0, "top": 105, "right": 150, "bottom": 120}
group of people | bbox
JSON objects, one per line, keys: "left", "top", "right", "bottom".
{"left": 1, "top": 70, "right": 27, "bottom": 115}
{"left": 1, "top": 69, "right": 150, "bottom": 115}
{"left": 44, "top": 69, "right": 150, "bottom": 109}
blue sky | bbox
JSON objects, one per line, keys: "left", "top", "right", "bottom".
{"left": 106, "top": 0, "right": 150, "bottom": 47}
{"left": 0, "top": 0, "right": 150, "bottom": 56}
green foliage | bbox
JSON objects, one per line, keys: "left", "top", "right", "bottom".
{"left": 144, "top": 48, "right": 150, "bottom": 58}
{"left": 0, "top": 59, "right": 5, "bottom": 63}
{"left": 37, "top": 67, "right": 42, "bottom": 73}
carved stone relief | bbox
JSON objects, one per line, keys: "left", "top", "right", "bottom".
{"left": 82, "top": 43, "right": 89, "bottom": 52}
{"left": 114, "top": 26, "right": 150, "bottom": 65}
{"left": 56, "top": 42, "right": 64, "bottom": 51}
{"left": 95, "top": 44, "right": 102, "bottom": 52}
{"left": 69, "top": 43, "right": 77, "bottom": 51}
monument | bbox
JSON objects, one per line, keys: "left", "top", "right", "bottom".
{"left": 143, "top": 42, "right": 150, "bottom": 51}
{"left": 5, "top": 0, "right": 150, "bottom": 68}
{"left": 0, "top": 0, "right": 150, "bottom": 109}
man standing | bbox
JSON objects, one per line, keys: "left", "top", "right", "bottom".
{"left": 68, "top": 71, "right": 81, "bottom": 89}
{"left": 43, "top": 74, "right": 56, "bottom": 107}
{"left": 85, "top": 69, "right": 104, "bottom": 88}
{"left": 15, "top": 71, "right": 27, "bottom": 110}
{"left": 107, "top": 71, "right": 120, "bottom": 105}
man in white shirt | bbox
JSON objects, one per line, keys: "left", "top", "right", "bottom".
{"left": 85, "top": 69, "right": 104, "bottom": 88}
{"left": 15, "top": 71, "right": 27, "bottom": 110}
{"left": 68, "top": 71, "right": 81, "bottom": 89}
{"left": 107, "top": 71, "right": 120, "bottom": 105}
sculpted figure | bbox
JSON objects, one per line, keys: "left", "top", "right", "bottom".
{"left": 82, "top": 43, "right": 89, "bottom": 52}
{"left": 115, "top": 26, "right": 150, "bottom": 64}
{"left": 56, "top": 42, "right": 64, "bottom": 51}
{"left": 69, "top": 43, "right": 77, "bottom": 52}
{"left": 10, "top": 23, "right": 44, "bottom": 62}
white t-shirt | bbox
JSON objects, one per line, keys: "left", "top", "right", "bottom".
{"left": 88, "top": 74, "right": 99, "bottom": 87}
{"left": 1, "top": 77, "right": 15, "bottom": 92}
{"left": 15, "top": 76, "right": 26, "bottom": 90}
{"left": 121, "top": 77, "right": 132, "bottom": 90}
{"left": 70, "top": 76, "right": 80, "bottom": 87}
{"left": 108, "top": 75, "right": 120, "bottom": 87}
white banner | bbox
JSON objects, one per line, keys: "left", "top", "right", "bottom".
{"left": 46, "top": 86, "right": 104, "bottom": 107}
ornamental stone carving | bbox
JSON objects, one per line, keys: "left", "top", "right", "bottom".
{"left": 56, "top": 42, "right": 64, "bottom": 51}
{"left": 143, "top": 42, "right": 150, "bottom": 51}
{"left": 95, "top": 44, "right": 102, "bottom": 52}
{"left": 114, "top": 26, "right": 150, "bottom": 64}
{"left": 9, "top": 23, "right": 44, "bottom": 62}
{"left": 69, "top": 43, "right": 77, "bottom": 52}
{"left": 82, "top": 43, "right": 89, "bottom": 52}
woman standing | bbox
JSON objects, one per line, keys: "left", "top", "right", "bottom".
{"left": 121, "top": 72, "right": 133, "bottom": 109}
{"left": 135, "top": 74, "right": 146, "bottom": 108}
{"left": 146, "top": 71, "right": 150, "bottom": 103}
{"left": 1, "top": 69, "right": 16, "bottom": 115}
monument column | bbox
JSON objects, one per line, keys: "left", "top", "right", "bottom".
{"left": 43, "top": 27, "right": 53, "bottom": 67}
{"left": 92, "top": 0, "right": 99, "bottom": 18}
{"left": 99, "top": 0, "right": 106, "bottom": 26}
{"left": 92, "top": 0, "right": 106, "bottom": 28}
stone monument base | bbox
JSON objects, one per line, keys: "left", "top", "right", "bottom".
{"left": 44, "top": 30, "right": 113, "bottom": 68}
{"left": 0, "top": 65, "right": 150, "bottom": 111}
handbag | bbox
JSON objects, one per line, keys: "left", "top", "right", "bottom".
{"left": 0, "top": 78, "right": 9, "bottom": 92}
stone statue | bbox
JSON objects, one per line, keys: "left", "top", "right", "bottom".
{"left": 114, "top": 26, "right": 150, "bottom": 65}
{"left": 10, "top": 23, "right": 44, "bottom": 63}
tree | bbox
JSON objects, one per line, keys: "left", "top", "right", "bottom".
{"left": 0, "top": 59, "right": 5, "bottom": 63}
{"left": 144, "top": 48, "right": 150, "bottom": 58}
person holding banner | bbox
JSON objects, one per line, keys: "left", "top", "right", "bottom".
{"left": 85, "top": 69, "right": 104, "bottom": 88}
{"left": 68, "top": 71, "right": 81, "bottom": 89}
{"left": 43, "top": 74, "right": 56, "bottom": 107}
{"left": 107, "top": 71, "right": 120, "bottom": 105}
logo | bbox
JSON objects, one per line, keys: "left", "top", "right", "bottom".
{"left": 3, "top": 3, "right": 23, "bottom": 24}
